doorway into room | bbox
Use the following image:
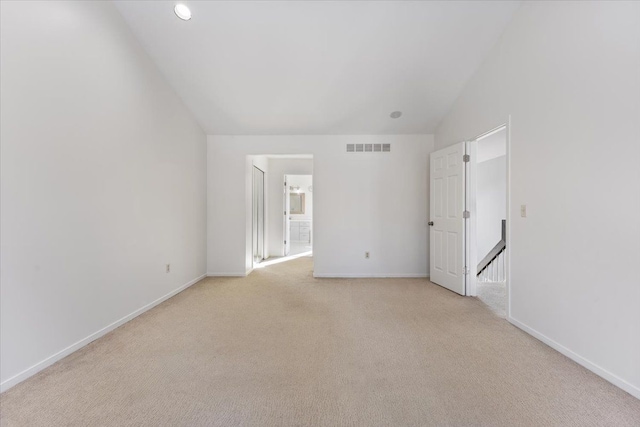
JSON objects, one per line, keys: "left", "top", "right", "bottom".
{"left": 284, "top": 174, "right": 313, "bottom": 257}
{"left": 250, "top": 154, "right": 313, "bottom": 271}
{"left": 474, "top": 126, "right": 507, "bottom": 317}
{"left": 428, "top": 123, "right": 509, "bottom": 318}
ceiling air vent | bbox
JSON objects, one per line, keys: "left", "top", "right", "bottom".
{"left": 346, "top": 143, "right": 391, "bottom": 153}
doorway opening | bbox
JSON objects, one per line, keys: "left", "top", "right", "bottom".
{"left": 284, "top": 174, "right": 313, "bottom": 257}
{"left": 473, "top": 126, "right": 507, "bottom": 317}
{"left": 249, "top": 154, "right": 313, "bottom": 271}
{"left": 428, "top": 123, "right": 510, "bottom": 318}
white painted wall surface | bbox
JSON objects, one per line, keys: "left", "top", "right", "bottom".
{"left": 477, "top": 156, "right": 506, "bottom": 260}
{"left": 267, "top": 159, "right": 314, "bottom": 257}
{"left": 435, "top": 1, "right": 640, "bottom": 397}
{"left": 0, "top": 1, "right": 207, "bottom": 389}
{"left": 207, "top": 135, "right": 434, "bottom": 277}
{"left": 476, "top": 128, "right": 507, "bottom": 163}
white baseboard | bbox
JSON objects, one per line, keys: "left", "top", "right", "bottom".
{"left": 508, "top": 316, "right": 640, "bottom": 400}
{"left": 206, "top": 271, "right": 248, "bottom": 277}
{"left": 0, "top": 274, "right": 206, "bottom": 393}
{"left": 313, "top": 273, "right": 428, "bottom": 278}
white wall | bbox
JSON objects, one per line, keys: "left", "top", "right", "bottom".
{"left": 267, "top": 159, "right": 314, "bottom": 257}
{"left": 435, "top": 1, "right": 640, "bottom": 398}
{"left": 0, "top": 1, "right": 207, "bottom": 390}
{"left": 207, "top": 135, "right": 434, "bottom": 277}
{"left": 287, "top": 175, "right": 313, "bottom": 221}
{"left": 477, "top": 156, "right": 506, "bottom": 260}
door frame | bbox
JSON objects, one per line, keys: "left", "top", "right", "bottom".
{"left": 252, "top": 165, "right": 266, "bottom": 268}
{"left": 465, "top": 119, "right": 511, "bottom": 318}
{"left": 283, "top": 175, "right": 290, "bottom": 256}
{"left": 465, "top": 139, "right": 477, "bottom": 297}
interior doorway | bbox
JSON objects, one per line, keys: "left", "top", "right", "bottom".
{"left": 428, "top": 123, "right": 510, "bottom": 318}
{"left": 284, "top": 174, "right": 313, "bottom": 257}
{"left": 252, "top": 166, "right": 265, "bottom": 265}
{"left": 473, "top": 126, "right": 507, "bottom": 317}
{"left": 249, "top": 154, "right": 313, "bottom": 271}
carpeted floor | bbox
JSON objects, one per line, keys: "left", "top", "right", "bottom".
{"left": 477, "top": 281, "right": 507, "bottom": 318}
{"left": 1, "top": 256, "right": 639, "bottom": 426}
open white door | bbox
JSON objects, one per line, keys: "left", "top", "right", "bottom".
{"left": 429, "top": 142, "right": 467, "bottom": 295}
{"left": 283, "top": 176, "right": 291, "bottom": 256}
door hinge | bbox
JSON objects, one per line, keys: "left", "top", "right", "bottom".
{"left": 463, "top": 210, "right": 470, "bottom": 218}
{"left": 463, "top": 267, "right": 470, "bottom": 275}
{"left": 463, "top": 154, "right": 470, "bottom": 162}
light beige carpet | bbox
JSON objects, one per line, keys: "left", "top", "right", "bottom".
{"left": 477, "top": 281, "right": 507, "bottom": 318}
{"left": 1, "top": 256, "right": 639, "bottom": 426}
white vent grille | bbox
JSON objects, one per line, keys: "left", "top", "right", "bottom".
{"left": 346, "top": 143, "right": 390, "bottom": 153}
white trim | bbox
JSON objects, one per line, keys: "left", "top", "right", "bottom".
{"left": 313, "top": 273, "right": 428, "bottom": 278}
{"left": 206, "top": 271, "right": 248, "bottom": 277}
{"left": 469, "top": 122, "right": 509, "bottom": 307}
{"left": 251, "top": 165, "right": 266, "bottom": 270}
{"left": 508, "top": 316, "right": 640, "bottom": 400}
{"left": 465, "top": 140, "right": 478, "bottom": 296}
{"left": 0, "top": 274, "right": 206, "bottom": 393}
{"left": 475, "top": 124, "right": 507, "bottom": 142}
{"left": 505, "top": 117, "right": 512, "bottom": 319}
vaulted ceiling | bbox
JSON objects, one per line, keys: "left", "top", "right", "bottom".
{"left": 115, "top": 1, "right": 520, "bottom": 135}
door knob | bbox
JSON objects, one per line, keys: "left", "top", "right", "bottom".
{"left": 428, "top": 221, "right": 434, "bottom": 226}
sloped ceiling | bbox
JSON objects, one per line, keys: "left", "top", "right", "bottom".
{"left": 115, "top": 1, "right": 520, "bottom": 135}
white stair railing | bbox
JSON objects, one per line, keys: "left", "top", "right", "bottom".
{"left": 478, "top": 250, "right": 505, "bottom": 283}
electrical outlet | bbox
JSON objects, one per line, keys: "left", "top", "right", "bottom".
{"left": 520, "top": 205, "right": 527, "bottom": 218}
{"left": 365, "top": 252, "right": 370, "bottom": 259}
{"left": 166, "top": 264, "right": 171, "bottom": 273}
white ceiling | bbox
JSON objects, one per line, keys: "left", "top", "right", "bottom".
{"left": 115, "top": 1, "right": 520, "bottom": 135}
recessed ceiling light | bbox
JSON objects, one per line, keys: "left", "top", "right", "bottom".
{"left": 174, "top": 4, "right": 191, "bottom": 21}
{"left": 390, "top": 111, "right": 402, "bottom": 119}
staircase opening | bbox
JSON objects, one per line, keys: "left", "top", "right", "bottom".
{"left": 474, "top": 126, "right": 507, "bottom": 317}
